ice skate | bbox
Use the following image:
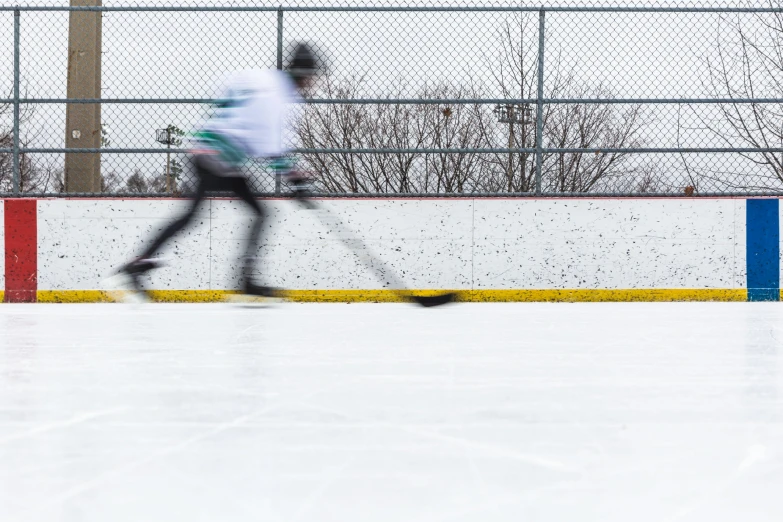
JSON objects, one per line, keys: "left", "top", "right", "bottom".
{"left": 103, "top": 258, "right": 165, "bottom": 303}
{"left": 225, "top": 279, "right": 284, "bottom": 307}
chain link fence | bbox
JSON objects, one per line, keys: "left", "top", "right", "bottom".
{"left": 2, "top": 4, "right": 783, "bottom": 196}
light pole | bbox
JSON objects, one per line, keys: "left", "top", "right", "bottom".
{"left": 156, "top": 127, "right": 175, "bottom": 193}
{"left": 494, "top": 103, "right": 534, "bottom": 190}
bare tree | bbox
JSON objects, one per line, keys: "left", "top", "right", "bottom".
{"left": 101, "top": 169, "right": 123, "bottom": 193}
{"left": 419, "top": 83, "right": 496, "bottom": 193}
{"left": 124, "top": 169, "right": 167, "bottom": 193}
{"left": 297, "top": 75, "right": 376, "bottom": 193}
{"left": 542, "top": 84, "right": 650, "bottom": 192}
{"left": 476, "top": 13, "right": 542, "bottom": 192}
{"left": 298, "top": 77, "right": 498, "bottom": 194}
{"left": 484, "top": 16, "right": 656, "bottom": 194}
{"left": 697, "top": 3, "right": 783, "bottom": 191}
{"left": 1, "top": 95, "right": 64, "bottom": 193}
{"left": 296, "top": 13, "right": 654, "bottom": 195}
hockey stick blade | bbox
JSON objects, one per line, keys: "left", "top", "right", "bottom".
{"left": 409, "top": 292, "right": 457, "bottom": 308}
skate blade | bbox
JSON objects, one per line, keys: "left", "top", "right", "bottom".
{"left": 224, "top": 294, "right": 282, "bottom": 308}
{"left": 101, "top": 274, "right": 151, "bottom": 304}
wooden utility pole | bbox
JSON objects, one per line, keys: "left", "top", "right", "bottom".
{"left": 65, "top": 0, "right": 102, "bottom": 192}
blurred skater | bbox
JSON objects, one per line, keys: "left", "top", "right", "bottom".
{"left": 117, "top": 43, "right": 319, "bottom": 300}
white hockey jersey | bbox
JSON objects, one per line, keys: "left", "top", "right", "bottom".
{"left": 199, "top": 69, "right": 302, "bottom": 163}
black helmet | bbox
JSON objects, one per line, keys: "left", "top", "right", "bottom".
{"left": 287, "top": 43, "right": 319, "bottom": 80}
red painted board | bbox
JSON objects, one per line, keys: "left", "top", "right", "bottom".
{"left": 4, "top": 200, "right": 37, "bottom": 303}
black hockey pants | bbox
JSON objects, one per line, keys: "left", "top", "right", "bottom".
{"left": 138, "top": 154, "right": 265, "bottom": 281}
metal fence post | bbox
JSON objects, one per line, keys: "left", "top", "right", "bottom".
{"left": 535, "top": 8, "right": 545, "bottom": 196}
{"left": 275, "top": 7, "right": 283, "bottom": 196}
{"left": 13, "top": 7, "right": 20, "bottom": 195}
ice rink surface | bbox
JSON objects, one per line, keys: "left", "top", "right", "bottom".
{"left": 1, "top": 302, "right": 782, "bottom": 522}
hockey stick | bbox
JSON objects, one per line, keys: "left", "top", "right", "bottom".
{"left": 293, "top": 193, "right": 456, "bottom": 307}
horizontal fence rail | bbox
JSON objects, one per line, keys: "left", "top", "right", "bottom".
{"left": 5, "top": 98, "right": 783, "bottom": 104}
{"left": 2, "top": 5, "right": 783, "bottom": 197}
{"left": 14, "top": 148, "right": 783, "bottom": 154}
{"left": 3, "top": 6, "right": 783, "bottom": 13}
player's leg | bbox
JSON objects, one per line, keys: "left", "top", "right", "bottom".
{"left": 119, "top": 156, "right": 212, "bottom": 291}
{"left": 226, "top": 176, "right": 276, "bottom": 297}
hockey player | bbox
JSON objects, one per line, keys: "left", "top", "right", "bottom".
{"left": 117, "top": 43, "right": 319, "bottom": 299}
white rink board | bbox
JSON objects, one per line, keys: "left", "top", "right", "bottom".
{"left": 37, "top": 200, "right": 211, "bottom": 290}
{"left": 35, "top": 198, "right": 746, "bottom": 291}
{"left": 210, "top": 199, "right": 474, "bottom": 290}
{"left": 473, "top": 199, "right": 746, "bottom": 289}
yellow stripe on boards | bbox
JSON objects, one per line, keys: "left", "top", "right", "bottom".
{"left": 460, "top": 289, "right": 747, "bottom": 302}
{"left": 280, "top": 289, "right": 453, "bottom": 303}
{"left": 37, "top": 290, "right": 113, "bottom": 303}
{"left": 37, "top": 290, "right": 232, "bottom": 303}
{"left": 32, "top": 288, "right": 747, "bottom": 303}
{"left": 147, "top": 290, "right": 232, "bottom": 303}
